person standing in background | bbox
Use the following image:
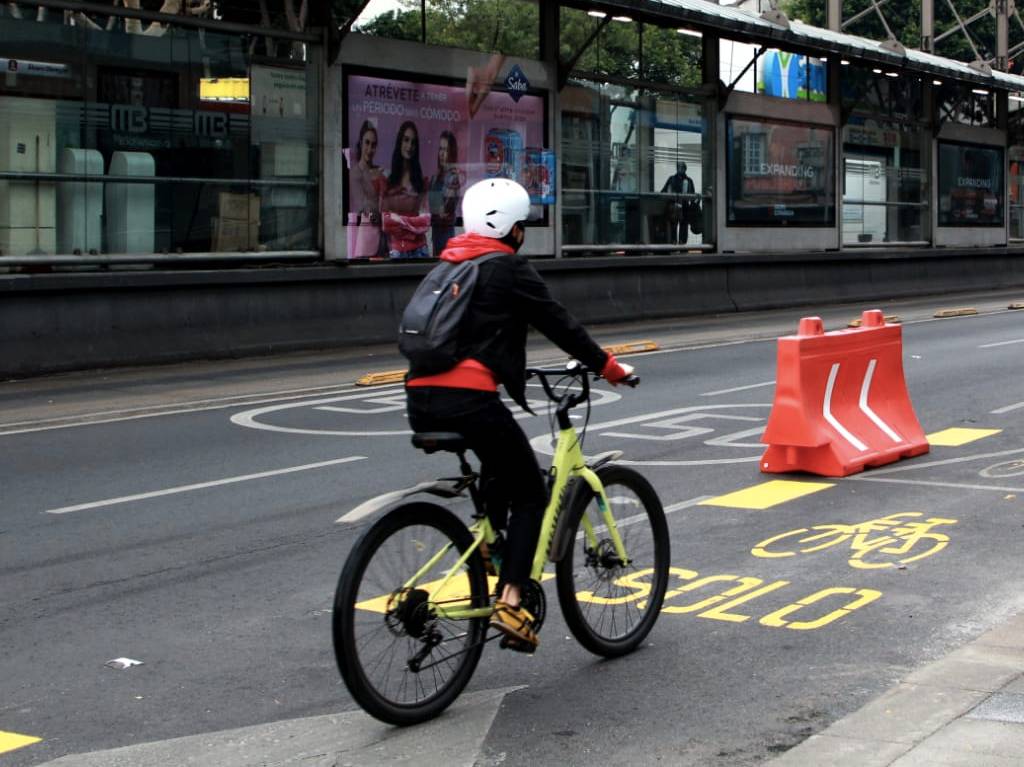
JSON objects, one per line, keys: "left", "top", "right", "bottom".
{"left": 346, "top": 120, "right": 385, "bottom": 260}
{"left": 661, "top": 161, "right": 695, "bottom": 244}
{"left": 429, "top": 131, "right": 462, "bottom": 257}
{"left": 382, "top": 121, "right": 431, "bottom": 259}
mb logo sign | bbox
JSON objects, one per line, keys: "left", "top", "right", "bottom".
{"left": 108, "top": 104, "right": 229, "bottom": 138}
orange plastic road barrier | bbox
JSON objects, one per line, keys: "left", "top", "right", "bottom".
{"left": 760, "top": 310, "right": 929, "bottom": 477}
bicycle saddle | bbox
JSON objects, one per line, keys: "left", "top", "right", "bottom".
{"left": 411, "top": 432, "right": 467, "bottom": 454}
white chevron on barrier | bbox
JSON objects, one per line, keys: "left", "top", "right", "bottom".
{"left": 859, "top": 359, "right": 903, "bottom": 443}
{"left": 823, "top": 360, "right": 905, "bottom": 453}
{"left": 823, "top": 363, "right": 868, "bottom": 452}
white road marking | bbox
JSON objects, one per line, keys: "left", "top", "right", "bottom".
{"left": 0, "top": 384, "right": 393, "bottom": 437}
{"left": 823, "top": 363, "right": 868, "bottom": 452}
{"left": 980, "top": 338, "right": 1024, "bottom": 348}
{"left": 849, "top": 446, "right": 1024, "bottom": 476}
{"left": 579, "top": 495, "right": 712, "bottom": 537}
{"left": 992, "top": 402, "right": 1024, "bottom": 414}
{"left": 701, "top": 380, "right": 775, "bottom": 396}
{"left": 45, "top": 456, "right": 366, "bottom": 514}
{"left": 849, "top": 476, "right": 1024, "bottom": 494}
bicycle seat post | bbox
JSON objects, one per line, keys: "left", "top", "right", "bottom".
{"left": 456, "top": 450, "right": 485, "bottom": 519}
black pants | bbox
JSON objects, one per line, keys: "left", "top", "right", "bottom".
{"left": 406, "top": 387, "right": 547, "bottom": 588}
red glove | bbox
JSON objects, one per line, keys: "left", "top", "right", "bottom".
{"left": 601, "top": 354, "right": 634, "bottom": 385}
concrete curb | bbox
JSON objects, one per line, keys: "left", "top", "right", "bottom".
{"left": 771, "top": 614, "right": 1024, "bottom": 765}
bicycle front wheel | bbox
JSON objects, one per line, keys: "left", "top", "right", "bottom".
{"left": 556, "top": 465, "right": 670, "bottom": 657}
{"left": 332, "top": 502, "right": 489, "bottom": 725}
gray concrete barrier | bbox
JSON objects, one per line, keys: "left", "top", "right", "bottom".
{"left": 3, "top": 247, "right": 1023, "bottom": 378}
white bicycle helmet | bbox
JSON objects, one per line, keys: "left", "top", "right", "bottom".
{"left": 461, "top": 178, "right": 531, "bottom": 239}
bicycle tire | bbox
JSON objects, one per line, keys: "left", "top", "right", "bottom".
{"left": 555, "top": 465, "right": 670, "bottom": 657}
{"left": 332, "top": 502, "right": 489, "bottom": 725}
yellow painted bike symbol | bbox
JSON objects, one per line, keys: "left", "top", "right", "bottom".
{"left": 751, "top": 512, "right": 957, "bottom": 569}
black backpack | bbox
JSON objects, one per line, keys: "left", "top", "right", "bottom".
{"left": 398, "top": 252, "right": 505, "bottom": 374}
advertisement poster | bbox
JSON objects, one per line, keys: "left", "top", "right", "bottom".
{"left": 937, "top": 141, "right": 1004, "bottom": 227}
{"left": 757, "top": 51, "right": 827, "bottom": 103}
{"left": 727, "top": 117, "right": 835, "bottom": 226}
{"left": 344, "top": 69, "right": 547, "bottom": 260}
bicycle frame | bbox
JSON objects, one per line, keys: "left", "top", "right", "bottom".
{"left": 421, "top": 370, "right": 630, "bottom": 623}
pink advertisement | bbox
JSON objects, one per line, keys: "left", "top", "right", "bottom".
{"left": 343, "top": 70, "right": 547, "bottom": 260}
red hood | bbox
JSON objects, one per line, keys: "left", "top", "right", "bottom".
{"left": 440, "top": 233, "right": 515, "bottom": 263}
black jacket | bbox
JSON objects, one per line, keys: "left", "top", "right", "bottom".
{"left": 409, "top": 252, "right": 609, "bottom": 410}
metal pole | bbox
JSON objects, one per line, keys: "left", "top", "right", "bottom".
{"left": 997, "top": 0, "right": 1010, "bottom": 71}
{"left": 921, "top": 0, "right": 934, "bottom": 52}
{"left": 827, "top": 0, "right": 842, "bottom": 32}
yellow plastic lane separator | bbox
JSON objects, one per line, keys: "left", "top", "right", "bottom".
{"left": 0, "top": 730, "right": 42, "bottom": 755}
{"left": 355, "top": 340, "right": 660, "bottom": 387}
{"left": 355, "top": 370, "right": 407, "bottom": 387}
{"left": 926, "top": 427, "right": 1002, "bottom": 447}
{"left": 700, "top": 480, "right": 835, "bottom": 511}
{"left": 1009, "top": 302, "right": 1024, "bottom": 310}
{"left": 602, "top": 339, "right": 660, "bottom": 356}
{"left": 933, "top": 307, "right": 979, "bottom": 318}
{"left": 848, "top": 315, "right": 901, "bottom": 328}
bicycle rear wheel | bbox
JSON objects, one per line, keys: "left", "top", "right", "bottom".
{"left": 333, "top": 502, "right": 489, "bottom": 725}
{"left": 556, "top": 465, "right": 670, "bottom": 657}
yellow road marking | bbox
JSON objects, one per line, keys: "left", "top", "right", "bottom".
{"left": 0, "top": 731, "right": 42, "bottom": 755}
{"left": 700, "top": 480, "right": 834, "bottom": 510}
{"left": 927, "top": 427, "right": 1002, "bottom": 447}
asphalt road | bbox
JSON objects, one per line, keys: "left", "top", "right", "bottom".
{"left": 2, "top": 289, "right": 1024, "bottom": 766}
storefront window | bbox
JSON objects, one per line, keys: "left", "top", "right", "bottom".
{"left": 343, "top": 67, "right": 549, "bottom": 260}
{"left": 0, "top": 10, "right": 320, "bottom": 260}
{"left": 841, "top": 67, "right": 928, "bottom": 244}
{"left": 561, "top": 81, "right": 708, "bottom": 251}
{"left": 1009, "top": 96, "right": 1024, "bottom": 239}
{"left": 726, "top": 117, "right": 835, "bottom": 226}
{"left": 937, "top": 140, "right": 1004, "bottom": 227}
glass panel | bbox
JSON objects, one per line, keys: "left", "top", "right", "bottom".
{"left": 938, "top": 83, "right": 996, "bottom": 127}
{"left": 842, "top": 119, "right": 928, "bottom": 244}
{"left": 756, "top": 51, "right": 827, "bottom": 102}
{"left": 560, "top": 9, "right": 639, "bottom": 81}
{"left": 727, "top": 117, "right": 835, "bottom": 226}
{"left": 642, "top": 25, "right": 702, "bottom": 89}
{"left": 720, "top": 40, "right": 827, "bottom": 102}
{"left": 0, "top": 12, "right": 320, "bottom": 261}
{"left": 841, "top": 65, "right": 924, "bottom": 120}
{"left": 561, "top": 79, "right": 709, "bottom": 251}
{"left": 426, "top": 0, "right": 538, "bottom": 59}
{"left": 937, "top": 141, "right": 1004, "bottom": 226}
{"left": 353, "top": 0, "right": 422, "bottom": 42}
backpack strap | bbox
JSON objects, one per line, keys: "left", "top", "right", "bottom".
{"left": 471, "top": 251, "right": 508, "bottom": 266}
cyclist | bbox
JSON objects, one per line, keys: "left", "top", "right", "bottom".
{"left": 405, "top": 178, "right": 633, "bottom": 652}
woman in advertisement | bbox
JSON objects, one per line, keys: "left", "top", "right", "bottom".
{"left": 347, "top": 120, "right": 386, "bottom": 260}
{"left": 382, "top": 121, "right": 431, "bottom": 259}
{"left": 429, "top": 130, "right": 462, "bottom": 257}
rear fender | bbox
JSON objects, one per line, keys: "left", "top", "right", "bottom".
{"left": 335, "top": 480, "right": 465, "bottom": 524}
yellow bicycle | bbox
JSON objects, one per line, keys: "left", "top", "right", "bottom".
{"left": 332, "top": 362, "right": 670, "bottom": 725}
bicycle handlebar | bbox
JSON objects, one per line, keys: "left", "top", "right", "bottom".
{"left": 525, "top": 362, "right": 640, "bottom": 409}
